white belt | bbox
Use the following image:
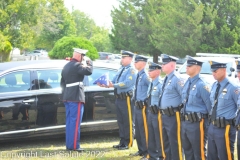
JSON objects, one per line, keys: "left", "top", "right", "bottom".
{"left": 66, "top": 82, "right": 83, "bottom": 87}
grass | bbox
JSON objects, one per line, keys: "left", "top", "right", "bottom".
{"left": 0, "top": 132, "right": 140, "bottom": 160}
{"left": 0, "top": 132, "right": 239, "bottom": 159}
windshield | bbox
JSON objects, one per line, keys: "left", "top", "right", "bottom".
{"left": 179, "top": 61, "right": 233, "bottom": 75}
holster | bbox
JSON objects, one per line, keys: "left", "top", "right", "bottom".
{"left": 135, "top": 100, "right": 147, "bottom": 109}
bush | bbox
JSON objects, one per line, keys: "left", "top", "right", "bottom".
{"left": 49, "top": 36, "right": 99, "bottom": 60}
{"left": 0, "top": 40, "right": 12, "bottom": 62}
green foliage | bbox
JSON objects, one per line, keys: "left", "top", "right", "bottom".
{"left": 72, "top": 10, "right": 114, "bottom": 52}
{"left": 0, "top": 32, "right": 12, "bottom": 62}
{"left": 49, "top": 36, "right": 99, "bottom": 60}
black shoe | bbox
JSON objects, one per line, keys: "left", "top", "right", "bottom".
{"left": 140, "top": 157, "right": 148, "bottom": 160}
{"left": 129, "top": 151, "right": 143, "bottom": 156}
{"left": 113, "top": 144, "right": 121, "bottom": 148}
{"left": 118, "top": 144, "right": 129, "bottom": 150}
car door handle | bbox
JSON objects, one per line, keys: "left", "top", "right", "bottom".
{"left": 22, "top": 99, "right": 35, "bottom": 103}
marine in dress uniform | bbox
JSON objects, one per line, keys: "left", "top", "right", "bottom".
{"left": 181, "top": 56, "right": 211, "bottom": 160}
{"left": 146, "top": 62, "right": 164, "bottom": 160}
{"left": 105, "top": 50, "right": 136, "bottom": 150}
{"left": 61, "top": 48, "right": 93, "bottom": 151}
{"left": 159, "top": 54, "right": 185, "bottom": 160}
{"left": 130, "top": 55, "right": 150, "bottom": 159}
{"left": 207, "top": 60, "right": 239, "bottom": 160}
{"left": 234, "top": 60, "right": 240, "bottom": 159}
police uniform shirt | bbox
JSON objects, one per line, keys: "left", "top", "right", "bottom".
{"left": 210, "top": 78, "right": 240, "bottom": 119}
{"left": 182, "top": 74, "right": 211, "bottom": 114}
{"left": 149, "top": 77, "right": 162, "bottom": 106}
{"left": 160, "top": 71, "right": 185, "bottom": 109}
{"left": 135, "top": 69, "right": 151, "bottom": 101}
{"left": 112, "top": 64, "right": 136, "bottom": 94}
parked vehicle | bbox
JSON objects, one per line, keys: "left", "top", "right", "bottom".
{"left": 0, "top": 60, "right": 119, "bottom": 142}
{"left": 24, "top": 50, "right": 48, "bottom": 57}
{"left": 98, "top": 52, "right": 115, "bottom": 60}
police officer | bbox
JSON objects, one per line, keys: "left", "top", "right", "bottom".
{"left": 102, "top": 50, "right": 136, "bottom": 150}
{"left": 235, "top": 60, "right": 240, "bottom": 159}
{"left": 159, "top": 54, "right": 184, "bottom": 160}
{"left": 207, "top": 60, "right": 239, "bottom": 160}
{"left": 181, "top": 56, "right": 211, "bottom": 160}
{"left": 61, "top": 48, "right": 93, "bottom": 151}
{"left": 129, "top": 55, "right": 150, "bottom": 159}
{"left": 147, "top": 62, "right": 164, "bottom": 160}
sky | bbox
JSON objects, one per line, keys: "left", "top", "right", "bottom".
{"left": 64, "top": 0, "right": 119, "bottom": 29}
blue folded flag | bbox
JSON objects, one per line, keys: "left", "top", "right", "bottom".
{"left": 93, "top": 72, "right": 109, "bottom": 85}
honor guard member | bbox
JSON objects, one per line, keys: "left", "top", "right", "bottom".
{"left": 61, "top": 48, "right": 93, "bottom": 151}
{"left": 181, "top": 56, "right": 211, "bottom": 160}
{"left": 207, "top": 60, "right": 239, "bottom": 160}
{"left": 159, "top": 54, "right": 185, "bottom": 160}
{"left": 130, "top": 55, "right": 150, "bottom": 159}
{"left": 105, "top": 50, "right": 136, "bottom": 150}
{"left": 234, "top": 60, "right": 240, "bottom": 159}
{"left": 147, "top": 62, "right": 164, "bottom": 160}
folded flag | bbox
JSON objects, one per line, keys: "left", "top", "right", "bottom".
{"left": 93, "top": 72, "right": 109, "bottom": 85}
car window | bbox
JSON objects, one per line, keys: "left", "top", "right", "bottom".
{"left": 0, "top": 71, "right": 31, "bottom": 92}
{"left": 88, "top": 68, "right": 117, "bottom": 86}
{"left": 35, "top": 69, "right": 61, "bottom": 89}
{"left": 179, "top": 61, "right": 233, "bottom": 75}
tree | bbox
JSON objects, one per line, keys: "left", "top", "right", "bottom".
{"left": 198, "top": 0, "right": 240, "bottom": 54}
{"left": 34, "top": 0, "right": 76, "bottom": 50}
{"left": 0, "top": 31, "right": 12, "bottom": 62}
{"left": 48, "top": 36, "right": 98, "bottom": 60}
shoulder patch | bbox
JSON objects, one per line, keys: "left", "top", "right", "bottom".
{"left": 177, "top": 80, "right": 184, "bottom": 87}
{"left": 234, "top": 88, "right": 240, "bottom": 94}
{"left": 204, "top": 85, "right": 210, "bottom": 92}
{"left": 131, "top": 69, "right": 135, "bottom": 74}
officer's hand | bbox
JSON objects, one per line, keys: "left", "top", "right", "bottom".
{"left": 86, "top": 60, "right": 93, "bottom": 66}
{"left": 97, "top": 82, "right": 106, "bottom": 87}
{"left": 108, "top": 81, "right": 114, "bottom": 88}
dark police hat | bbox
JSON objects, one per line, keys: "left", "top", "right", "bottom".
{"left": 186, "top": 55, "right": 203, "bottom": 67}
{"left": 209, "top": 60, "right": 227, "bottom": 72}
{"left": 73, "top": 48, "right": 88, "bottom": 56}
{"left": 161, "top": 54, "right": 179, "bottom": 65}
{"left": 120, "top": 50, "right": 134, "bottom": 57}
{"left": 148, "top": 62, "right": 162, "bottom": 71}
{"left": 235, "top": 60, "right": 240, "bottom": 72}
{"left": 135, "top": 55, "right": 148, "bottom": 62}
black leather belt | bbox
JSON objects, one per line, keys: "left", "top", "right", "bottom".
{"left": 115, "top": 91, "right": 133, "bottom": 99}
{"left": 160, "top": 106, "right": 180, "bottom": 116}
{"left": 149, "top": 105, "right": 158, "bottom": 114}
{"left": 135, "top": 100, "right": 147, "bottom": 109}
{"left": 211, "top": 117, "right": 235, "bottom": 128}
{"left": 183, "top": 113, "right": 208, "bottom": 122}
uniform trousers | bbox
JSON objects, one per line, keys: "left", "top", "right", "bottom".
{"left": 161, "top": 112, "right": 183, "bottom": 160}
{"left": 115, "top": 98, "right": 133, "bottom": 147}
{"left": 147, "top": 111, "right": 164, "bottom": 160}
{"left": 64, "top": 102, "right": 84, "bottom": 150}
{"left": 181, "top": 119, "right": 208, "bottom": 160}
{"left": 135, "top": 106, "right": 148, "bottom": 157}
{"left": 207, "top": 123, "right": 236, "bottom": 160}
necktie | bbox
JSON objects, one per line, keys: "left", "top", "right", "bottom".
{"left": 158, "top": 76, "right": 168, "bottom": 107}
{"left": 114, "top": 67, "right": 125, "bottom": 95}
{"left": 183, "top": 80, "right": 191, "bottom": 114}
{"left": 211, "top": 83, "right": 220, "bottom": 120}
{"left": 148, "top": 82, "right": 153, "bottom": 105}
{"left": 134, "top": 73, "right": 140, "bottom": 100}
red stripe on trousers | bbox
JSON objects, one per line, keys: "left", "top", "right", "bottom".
{"left": 74, "top": 102, "right": 81, "bottom": 149}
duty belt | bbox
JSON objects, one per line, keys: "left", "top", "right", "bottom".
{"left": 211, "top": 117, "right": 235, "bottom": 128}
{"left": 182, "top": 112, "right": 208, "bottom": 122}
{"left": 135, "top": 100, "right": 148, "bottom": 109}
{"left": 149, "top": 105, "right": 159, "bottom": 114}
{"left": 115, "top": 91, "right": 133, "bottom": 99}
{"left": 160, "top": 104, "right": 183, "bottom": 117}
{"left": 66, "top": 82, "right": 83, "bottom": 87}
